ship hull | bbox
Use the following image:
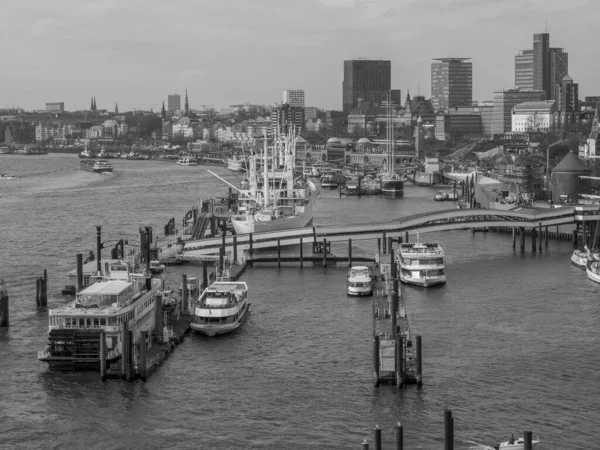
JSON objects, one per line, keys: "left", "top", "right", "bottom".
{"left": 80, "top": 161, "right": 113, "bottom": 173}
{"left": 190, "top": 304, "right": 251, "bottom": 336}
{"left": 380, "top": 179, "right": 404, "bottom": 196}
{"left": 231, "top": 199, "right": 314, "bottom": 234}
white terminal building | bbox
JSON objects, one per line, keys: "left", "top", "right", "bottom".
{"left": 511, "top": 100, "right": 556, "bottom": 133}
{"left": 283, "top": 89, "right": 305, "bottom": 108}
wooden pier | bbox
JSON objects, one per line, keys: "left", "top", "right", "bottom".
{"left": 371, "top": 249, "right": 422, "bottom": 387}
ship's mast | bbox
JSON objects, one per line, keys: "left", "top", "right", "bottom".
{"left": 263, "top": 134, "right": 269, "bottom": 209}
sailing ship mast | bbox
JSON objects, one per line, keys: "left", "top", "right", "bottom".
{"left": 263, "top": 134, "right": 269, "bottom": 210}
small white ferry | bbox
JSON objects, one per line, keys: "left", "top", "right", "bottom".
{"left": 347, "top": 265, "right": 373, "bottom": 296}
{"left": 571, "top": 248, "right": 588, "bottom": 269}
{"left": 176, "top": 154, "right": 198, "bottom": 166}
{"left": 397, "top": 241, "right": 446, "bottom": 287}
{"left": 191, "top": 280, "right": 250, "bottom": 336}
{"left": 494, "top": 435, "right": 540, "bottom": 449}
{"left": 80, "top": 159, "right": 113, "bottom": 173}
{"left": 586, "top": 258, "right": 600, "bottom": 284}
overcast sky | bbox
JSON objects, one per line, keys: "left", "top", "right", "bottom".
{"left": 1, "top": 0, "right": 597, "bottom": 112}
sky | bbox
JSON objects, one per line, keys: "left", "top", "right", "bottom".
{"left": 1, "top": 0, "right": 598, "bottom": 112}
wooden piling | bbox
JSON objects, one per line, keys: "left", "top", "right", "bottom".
{"left": 100, "top": 330, "right": 107, "bottom": 382}
{"left": 277, "top": 238, "right": 281, "bottom": 269}
{"left": 202, "top": 262, "right": 208, "bottom": 291}
{"left": 395, "top": 334, "right": 404, "bottom": 388}
{"left": 373, "top": 334, "right": 380, "bottom": 387}
{"left": 121, "top": 321, "right": 128, "bottom": 379}
{"left": 139, "top": 330, "right": 148, "bottom": 382}
{"left": 76, "top": 253, "right": 83, "bottom": 292}
{"left": 512, "top": 227, "right": 516, "bottom": 248}
{"left": 96, "top": 225, "right": 102, "bottom": 274}
{"left": 377, "top": 238, "right": 381, "bottom": 254}
{"left": 249, "top": 233, "right": 253, "bottom": 256}
{"left": 520, "top": 227, "right": 525, "bottom": 251}
{"left": 390, "top": 250, "right": 397, "bottom": 338}
{"left": 126, "top": 330, "right": 134, "bottom": 382}
{"left": 348, "top": 239, "right": 353, "bottom": 267}
{"left": 387, "top": 236, "right": 393, "bottom": 254}
{"left": 523, "top": 431, "right": 533, "bottom": 450}
{"left": 531, "top": 228, "right": 536, "bottom": 252}
{"left": 444, "top": 407, "right": 454, "bottom": 450}
{"left": 1, "top": 282, "right": 9, "bottom": 327}
{"left": 572, "top": 229, "right": 578, "bottom": 248}
{"left": 300, "top": 236, "right": 303, "bottom": 268}
{"left": 583, "top": 218, "right": 587, "bottom": 247}
{"left": 382, "top": 232, "right": 387, "bottom": 254}
{"left": 361, "top": 440, "right": 369, "bottom": 450}
{"left": 415, "top": 335, "right": 422, "bottom": 386}
{"left": 233, "top": 235, "right": 238, "bottom": 264}
{"left": 323, "top": 238, "right": 327, "bottom": 267}
{"left": 404, "top": 231, "right": 409, "bottom": 243}
{"left": 36, "top": 271, "right": 48, "bottom": 307}
{"left": 373, "top": 425, "right": 382, "bottom": 450}
{"left": 182, "top": 274, "right": 188, "bottom": 314}
{"left": 538, "top": 222, "right": 542, "bottom": 252}
{"left": 395, "top": 422, "right": 403, "bottom": 450}
{"left": 154, "top": 293, "right": 163, "bottom": 341}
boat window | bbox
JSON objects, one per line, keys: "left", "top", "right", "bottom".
{"left": 100, "top": 318, "right": 107, "bottom": 326}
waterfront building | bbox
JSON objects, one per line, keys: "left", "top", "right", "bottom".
{"left": 515, "top": 50, "right": 534, "bottom": 90}
{"left": 342, "top": 59, "right": 391, "bottom": 112}
{"left": 283, "top": 90, "right": 305, "bottom": 108}
{"left": 431, "top": 58, "right": 473, "bottom": 111}
{"left": 270, "top": 104, "right": 304, "bottom": 134}
{"left": 552, "top": 150, "right": 592, "bottom": 203}
{"left": 435, "top": 108, "right": 483, "bottom": 141}
{"left": 85, "top": 125, "right": 103, "bottom": 139}
{"left": 45, "top": 102, "right": 64, "bottom": 113}
{"left": 492, "top": 89, "right": 546, "bottom": 136}
{"left": 511, "top": 101, "right": 556, "bottom": 133}
{"left": 167, "top": 94, "right": 181, "bottom": 113}
{"left": 35, "top": 122, "right": 77, "bottom": 142}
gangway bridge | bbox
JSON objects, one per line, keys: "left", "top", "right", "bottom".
{"left": 178, "top": 205, "right": 600, "bottom": 258}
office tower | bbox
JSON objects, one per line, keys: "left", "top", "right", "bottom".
{"left": 283, "top": 90, "right": 305, "bottom": 108}
{"left": 431, "top": 58, "right": 472, "bottom": 111}
{"left": 46, "top": 102, "right": 64, "bottom": 113}
{"left": 558, "top": 75, "right": 579, "bottom": 131}
{"left": 167, "top": 94, "right": 181, "bottom": 112}
{"left": 492, "top": 89, "right": 546, "bottom": 135}
{"left": 515, "top": 50, "right": 534, "bottom": 90}
{"left": 342, "top": 59, "right": 391, "bottom": 112}
{"left": 533, "top": 33, "right": 550, "bottom": 97}
{"left": 270, "top": 104, "right": 305, "bottom": 134}
{"left": 550, "top": 48, "right": 568, "bottom": 101}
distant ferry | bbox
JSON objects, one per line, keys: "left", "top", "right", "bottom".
{"left": 80, "top": 159, "right": 113, "bottom": 173}
{"left": 346, "top": 265, "right": 373, "bottom": 296}
{"left": 177, "top": 155, "right": 198, "bottom": 166}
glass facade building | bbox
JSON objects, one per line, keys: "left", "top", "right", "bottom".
{"left": 515, "top": 50, "right": 534, "bottom": 90}
{"left": 342, "top": 60, "right": 391, "bottom": 112}
{"left": 431, "top": 58, "right": 472, "bottom": 111}
{"left": 492, "top": 89, "right": 546, "bottom": 135}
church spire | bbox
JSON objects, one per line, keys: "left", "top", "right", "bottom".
{"left": 92, "top": 97, "right": 97, "bottom": 112}
{"left": 184, "top": 86, "right": 190, "bottom": 116}
{"left": 90, "top": 97, "right": 94, "bottom": 111}
{"left": 161, "top": 100, "right": 166, "bottom": 120}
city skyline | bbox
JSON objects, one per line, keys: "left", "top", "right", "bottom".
{"left": 2, "top": 0, "right": 597, "bottom": 112}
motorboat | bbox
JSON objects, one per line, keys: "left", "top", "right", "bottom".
{"left": 0, "top": 174, "right": 17, "bottom": 180}
{"left": 190, "top": 279, "right": 250, "bottom": 336}
{"left": 149, "top": 260, "right": 164, "bottom": 275}
{"left": 177, "top": 154, "right": 198, "bottom": 166}
{"left": 397, "top": 241, "right": 446, "bottom": 287}
{"left": 346, "top": 266, "right": 373, "bottom": 296}
{"left": 493, "top": 435, "right": 540, "bottom": 449}
{"left": 586, "top": 258, "right": 600, "bottom": 284}
{"left": 434, "top": 191, "right": 447, "bottom": 201}
{"left": 571, "top": 249, "right": 588, "bottom": 269}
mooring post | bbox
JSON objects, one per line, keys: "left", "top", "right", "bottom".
{"left": 531, "top": 227, "right": 536, "bottom": 252}
{"left": 373, "top": 334, "right": 380, "bottom": 387}
{"left": 416, "top": 335, "right": 422, "bottom": 386}
{"left": 139, "top": 330, "right": 148, "bottom": 382}
{"left": 0, "top": 282, "right": 9, "bottom": 327}
{"left": 391, "top": 250, "right": 397, "bottom": 338}
{"left": 323, "top": 238, "right": 327, "bottom": 267}
{"left": 121, "top": 321, "right": 128, "bottom": 379}
{"left": 388, "top": 236, "right": 393, "bottom": 254}
{"left": 277, "top": 238, "right": 281, "bottom": 269}
{"left": 377, "top": 238, "right": 381, "bottom": 254}
{"left": 545, "top": 225, "right": 549, "bottom": 246}
{"left": 395, "top": 334, "right": 404, "bottom": 388}
{"left": 126, "top": 330, "right": 134, "bottom": 382}
{"left": 348, "top": 239, "right": 352, "bottom": 267}
{"left": 96, "top": 225, "right": 102, "bottom": 274}
{"left": 520, "top": 227, "right": 525, "bottom": 251}
{"left": 572, "top": 229, "right": 578, "bottom": 248}
{"left": 583, "top": 218, "right": 587, "bottom": 247}
{"left": 395, "top": 422, "right": 404, "bottom": 450}
{"left": 382, "top": 231, "right": 387, "bottom": 254}
{"left": 145, "top": 226, "right": 152, "bottom": 275}
{"left": 538, "top": 222, "right": 542, "bottom": 252}
{"left": 99, "top": 329, "right": 107, "bottom": 382}
{"left": 219, "top": 244, "right": 224, "bottom": 276}
{"left": 404, "top": 231, "right": 409, "bottom": 243}
{"left": 154, "top": 292, "right": 163, "bottom": 339}
{"left": 361, "top": 440, "right": 369, "bottom": 450}
{"left": 202, "top": 261, "right": 208, "bottom": 291}
{"left": 523, "top": 431, "right": 533, "bottom": 450}
{"left": 182, "top": 274, "right": 188, "bottom": 314}
{"left": 210, "top": 216, "right": 215, "bottom": 236}
{"left": 76, "top": 253, "right": 83, "bottom": 292}
{"left": 249, "top": 233, "right": 253, "bottom": 257}
{"left": 300, "top": 236, "right": 303, "bottom": 268}
{"left": 444, "top": 407, "right": 454, "bottom": 450}
{"left": 373, "top": 425, "right": 382, "bottom": 450}
{"left": 512, "top": 227, "right": 516, "bottom": 248}
{"left": 233, "top": 235, "right": 238, "bottom": 264}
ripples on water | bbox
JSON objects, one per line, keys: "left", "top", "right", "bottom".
{"left": 0, "top": 155, "right": 599, "bottom": 449}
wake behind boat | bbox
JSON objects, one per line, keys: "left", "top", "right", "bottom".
{"left": 397, "top": 241, "right": 446, "bottom": 287}
{"left": 190, "top": 279, "right": 250, "bottom": 336}
{"left": 494, "top": 435, "right": 540, "bottom": 449}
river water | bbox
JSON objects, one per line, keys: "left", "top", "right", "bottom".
{"left": 0, "top": 154, "right": 598, "bottom": 450}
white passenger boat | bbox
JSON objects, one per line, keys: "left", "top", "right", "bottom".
{"left": 0, "top": 173, "right": 17, "bottom": 180}
{"left": 177, "top": 154, "right": 198, "bottom": 166}
{"left": 190, "top": 279, "right": 250, "bottom": 336}
{"left": 397, "top": 241, "right": 446, "bottom": 287}
{"left": 80, "top": 159, "right": 113, "bottom": 173}
{"left": 494, "top": 435, "right": 540, "bottom": 449}
{"left": 571, "top": 249, "right": 588, "bottom": 269}
{"left": 346, "top": 265, "right": 373, "bottom": 296}
{"left": 37, "top": 260, "right": 162, "bottom": 370}
{"left": 149, "top": 260, "right": 164, "bottom": 275}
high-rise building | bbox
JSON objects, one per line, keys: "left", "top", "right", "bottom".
{"left": 283, "top": 90, "right": 305, "bottom": 108}
{"left": 431, "top": 58, "right": 473, "bottom": 111}
{"left": 167, "top": 94, "right": 181, "bottom": 112}
{"left": 45, "top": 102, "right": 64, "bottom": 113}
{"left": 492, "top": 89, "right": 546, "bottom": 135}
{"left": 558, "top": 74, "right": 579, "bottom": 132}
{"left": 270, "top": 104, "right": 305, "bottom": 134}
{"left": 515, "top": 50, "right": 534, "bottom": 90}
{"left": 533, "top": 33, "right": 550, "bottom": 98}
{"left": 342, "top": 59, "right": 391, "bottom": 112}
{"left": 550, "top": 48, "right": 569, "bottom": 101}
